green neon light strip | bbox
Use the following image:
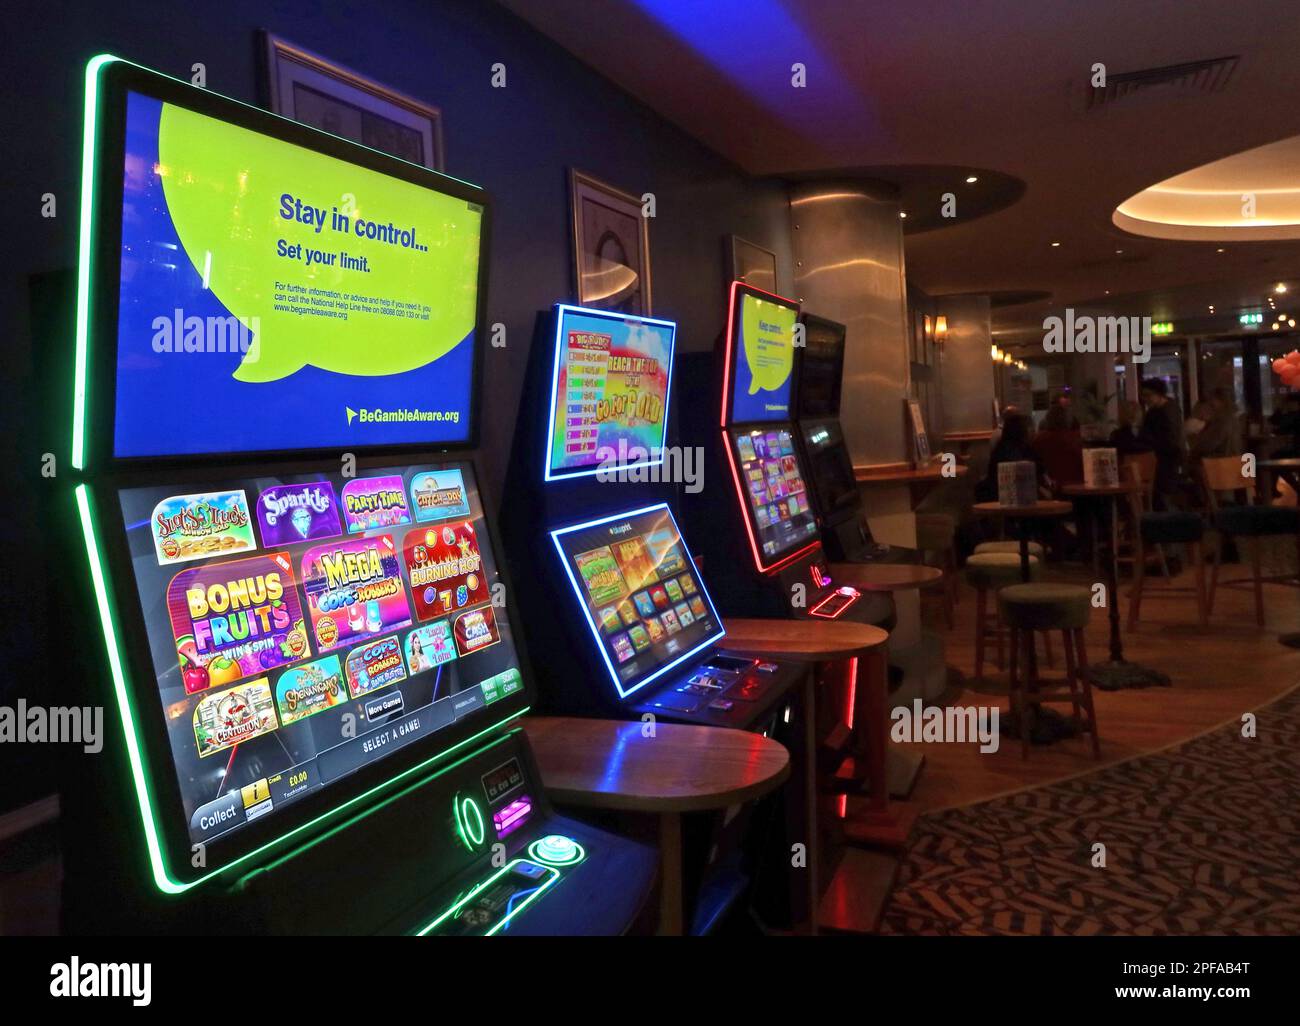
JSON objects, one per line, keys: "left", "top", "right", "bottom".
{"left": 462, "top": 797, "right": 485, "bottom": 847}
{"left": 79, "top": 479, "right": 529, "bottom": 894}
{"left": 414, "top": 860, "right": 561, "bottom": 936}
{"left": 72, "top": 53, "right": 119, "bottom": 470}
{"left": 73, "top": 53, "right": 486, "bottom": 472}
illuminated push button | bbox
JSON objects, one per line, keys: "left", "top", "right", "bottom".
{"left": 527, "top": 835, "right": 585, "bottom": 867}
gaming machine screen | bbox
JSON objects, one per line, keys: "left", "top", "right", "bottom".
{"left": 551, "top": 504, "right": 723, "bottom": 699}
{"left": 117, "top": 461, "right": 522, "bottom": 846}
{"left": 797, "top": 316, "right": 846, "bottom": 418}
{"left": 113, "top": 90, "right": 484, "bottom": 458}
{"left": 731, "top": 426, "right": 820, "bottom": 562}
{"left": 729, "top": 291, "right": 799, "bottom": 423}
{"left": 545, "top": 305, "right": 675, "bottom": 480}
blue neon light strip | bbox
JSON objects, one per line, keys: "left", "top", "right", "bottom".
{"left": 543, "top": 303, "right": 678, "bottom": 483}
{"left": 549, "top": 502, "right": 726, "bottom": 701}
{"left": 415, "top": 859, "right": 560, "bottom": 936}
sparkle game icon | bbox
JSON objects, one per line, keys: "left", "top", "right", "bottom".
{"left": 409, "top": 470, "right": 471, "bottom": 523}
{"left": 167, "top": 551, "right": 309, "bottom": 691}
{"left": 192, "top": 678, "right": 279, "bottom": 758}
{"left": 151, "top": 490, "right": 256, "bottom": 565}
{"left": 345, "top": 635, "right": 409, "bottom": 698}
{"left": 341, "top": 475, "right": 412, "bottom": 534}
{"left": 402, "top": 522, "right": 489, "bottom": 622}
{"left": 255, "top": 481, "right": 343, "bottom": 546}
{"left": 301, "top": 535, "right": 412, "bottom": 653}
{"left": 275, "top": 655, "right": 346, "bottom": 726}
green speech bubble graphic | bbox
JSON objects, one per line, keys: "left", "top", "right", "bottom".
{"left": 158, "top": 102, "right": 480, "bottom": 383}
{"left": 741, "top": 296, "right": 796, "bottom": 395}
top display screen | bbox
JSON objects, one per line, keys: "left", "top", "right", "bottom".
{"left": 544, "top": 305, "right": 675, "bottom": 481}
{"left": 796, "top": 314, "right": 846, "bottom": 418}
{"left": 111, "top": 89, "right": 484, "bottom": 459}
{"left": 550, "top": 504, "right": 723, "bottom": 699}
{"left": 727, "top": 286, "right": 799, "bottom": 424}
{"left": 116, "top": 460, "right": 524, "bottom": 851}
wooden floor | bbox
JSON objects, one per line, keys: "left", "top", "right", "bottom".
{"left": 904, "top": 561, "right": 1300, "bottom": 813}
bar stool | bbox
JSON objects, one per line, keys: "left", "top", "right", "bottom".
{"left": 1128, "top": 511, "right": 1208, "bottom": 629}
{"left": 916, "top": 512, "right": 958, "bottom": 627}
{"left": 973, "top": 540, "right": 1046, "bottom": 560}
{"left": 998, "top": 583, "right": 1100, "bottom": 761}
{"left": 1201, "top": 456, "right": 1300, "bottom": 627}
{"left": 964, "top": 552, "right": 1040, "bottom": 681}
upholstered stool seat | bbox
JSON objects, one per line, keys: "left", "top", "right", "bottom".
{"left": 973, "top": 539, "right": 1046, "bottom": 560}
{"left": 1140, "top": 510, "right": 1205, "bottom": 544}
{"left": 997, "top": 583, "right": 1099, "bottom": 760}
{"left": 1213, "top": 504, "right": 1300, "bottom": 537}
{"left": 964, "top": 553, "right": 1042, "bottom": 680}
{"left": 998, "top": 583, "right": 1090, "bottom": 630}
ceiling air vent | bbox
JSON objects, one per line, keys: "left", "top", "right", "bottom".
{"left": 1087, "top": 55, "right": 1239, "bottom": 110}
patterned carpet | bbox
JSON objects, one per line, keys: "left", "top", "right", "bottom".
{"left": 881, "top": 686, "right": 1300, "bottom": 935}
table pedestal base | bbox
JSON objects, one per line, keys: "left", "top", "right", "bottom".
{"left": 1085, "top": 659, "right": 1171, "bottom": 690}
{"left": 999, "top": 706, "right": 1081, "bottom": 745}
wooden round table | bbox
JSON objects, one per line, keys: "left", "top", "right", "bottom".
{"left": 829, "top": 562, "right": 944, "bottom": 593}
{"left": 523, "top": 716, "right": 789, "bottom": 935}
{"left": 972, "top": 500, "right": 1071, "bottom": 581}
{"left": 1061, "top": 482, "right": 1170, "bottom": 689}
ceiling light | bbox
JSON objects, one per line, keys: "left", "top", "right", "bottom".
{"left": 1216, "top": 247, "right": 1226, "bottom": 253}
{"left": 899, "top": 211, "right": 907, "bottom": 219}
{"left": 965, "top": 175, "right": 978, "bottom": 184}
{"left": 1290, "top": 319, "right": 1296, "bottom": 328}
{"left": 1273, "top": 323, "right": 1281, "bottom": 330}
{"left": 1276, "top": 283, "right": 1288, "bottom": 293}
{"left": 1051, "top": 241, "right": 1061, "bottom": 247}
{"left": 1115, "top": 249, "right": 1124, "bottom": 255}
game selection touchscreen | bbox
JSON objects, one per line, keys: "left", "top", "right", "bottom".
{"left": 113, "top": 90, "right": 483, "bottom": 458}
{"left": 118, "top": 462, "right": 522, "bottom": 846}
{"left": 546, "top": 307, "right": 673, "bottom": 479}
{"left": 731, "top": 293, "right": 798, "bottom": 423}
{"left": 733, "top": 427, "right": 820, "bottom": 560}
{"left": 551, "top": 506, "right": 723, "bottom": 699}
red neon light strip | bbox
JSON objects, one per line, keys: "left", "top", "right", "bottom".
{"left": 838, "top": 656, "right": 859, "bottom": 819}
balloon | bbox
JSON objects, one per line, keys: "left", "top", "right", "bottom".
{"left": 1274, "top": 358, "right": 1289, "bottom": 375}
{"left": 1287, "top": 350, "right": 1300, "bottom": 365}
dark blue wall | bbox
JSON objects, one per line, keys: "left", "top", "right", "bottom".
{"left": 0, "top": 0, "right": 794, "bottom": 812}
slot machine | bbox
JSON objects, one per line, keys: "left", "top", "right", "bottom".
{"left": 60, "top": 55, "right": 655, "bottom": 936}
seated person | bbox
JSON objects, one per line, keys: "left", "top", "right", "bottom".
{"left": 1032, "top": 405, "right": 1084, "bottom": 495}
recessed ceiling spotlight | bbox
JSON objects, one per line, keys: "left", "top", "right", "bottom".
{"left": 899, "top": 211, "right": 907, "bottom": 219}
{"left": 1209, "top": 305, "right": 1215, "bottom": 312}
{"left": 1051, "top": 241, "right": 1061, "bottom": 247}
{"left": 1275, "top": 283, "right": 1288, "bottom": 294}
{"left": 1115, "top": 249, "right": 1124, "bottom": 255}
{"left": 1216, "top": 247, "right": 1226, "bottom": 253}
{"left": 1104, "top": 290, "right": 1110, "bottom": 295}
{"left": 1290, "top": 319, "right": 1296, "bottom": 328}
{"left": 965, "top": 175, "right": 978, "bottom": 184}
{"left": 1274, "top": 323, "right": 1281, "bottom": 330}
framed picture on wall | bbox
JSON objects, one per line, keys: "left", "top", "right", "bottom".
{"left": 725, "top": 235, "right": 778, "bottom": 295}
{"left": 569, "top": 169, "right": 652, "bottom": 315}
{"left": 906, "top": 398, "right": 932, "bottom": 466}
{"left": 261, "top": 32, "right": 445, "bottom": 170}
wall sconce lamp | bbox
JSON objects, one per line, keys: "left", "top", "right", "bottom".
{"left": 934, "top": 315, "right": 948, "bottom": 343}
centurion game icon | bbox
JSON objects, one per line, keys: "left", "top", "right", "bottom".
{"left": 192, "top": 678, "right": 279, "bottom": 757}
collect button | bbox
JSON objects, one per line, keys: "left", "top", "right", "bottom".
{"left": 191, "top": 792, "right": 244, "bottom": 841}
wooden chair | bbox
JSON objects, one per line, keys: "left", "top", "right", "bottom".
{"left": 1201, "top": 455, "right": 1300, "bottom": 626}
{"left": 1117, "top": 454, "right": 1164, "bottom": 575}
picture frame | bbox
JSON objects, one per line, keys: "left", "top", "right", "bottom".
{"left": 569, "top": 169, "right": 652, "bottom": 315}
{"left": 906, "top": 398, "right": 932, "bottom": 465}
{"left": 261, "top": 32, "right": 445, "bottom": 171}
{"left": 725, "top": 235, "right": 778, "bottom": 296}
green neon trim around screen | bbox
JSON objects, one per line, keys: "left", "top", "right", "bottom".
{"left": 77, "top": 482, "right": 529, "bottom": 895}
{"left": 71, "top": 52, "right": 483, "bottom": 471}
